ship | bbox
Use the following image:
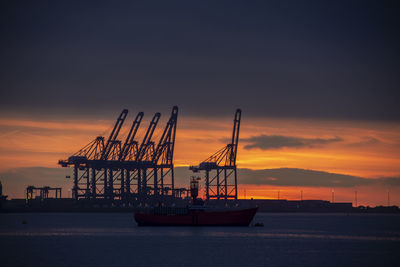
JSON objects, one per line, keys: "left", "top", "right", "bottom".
{"left": 134, "top": 206, "right": 258, "bottom": 226}
{"left": 134, "top": 177, "right": 258, "bottom": 226}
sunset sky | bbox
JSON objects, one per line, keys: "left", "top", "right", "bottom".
{"left": 0, "top": 1, "right": 399, "bottom": 206}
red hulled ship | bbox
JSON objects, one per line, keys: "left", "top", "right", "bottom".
{"left": 134, "top": 177, "right": 258, "bottom": 226}
{"left": 134, "top": 206, "right": 258, "bottom": 226}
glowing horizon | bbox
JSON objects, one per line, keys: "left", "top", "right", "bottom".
{"left": 0, "top": 114, "right": 399, "bottom": 205}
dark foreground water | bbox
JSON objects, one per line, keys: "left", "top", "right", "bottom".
{"left": 0, "top": 212, "right": 399, "bottom": 267}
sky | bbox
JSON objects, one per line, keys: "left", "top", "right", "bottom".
{"left": 0, "top": 1, "right": 399, "bottom": 206}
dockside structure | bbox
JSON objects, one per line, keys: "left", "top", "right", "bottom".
{"left": 59, "top": 106, "right": 179, "bottom": 203}
{"left": 190, "top": 109, "right": 241, "bottom": 201}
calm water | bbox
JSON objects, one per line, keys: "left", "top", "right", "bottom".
{"left": 0, "top": 212, "right": 399, "bottom": 267}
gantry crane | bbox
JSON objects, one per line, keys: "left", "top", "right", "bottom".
{"left": 151, "top": 106, "right": 178, "bottom": 197}
{"left": 133, "top": 112, "right": 160, "bottom": 199}
{"left": 58, "top": 107, "right": 180, "bottom": 204}
{"left": 104, "top": 111, "right": 145, "bottom": 200}
{"left": 59, "top": 109, "right": 129, "bottom": 200}
{"left": 117, "top": 112, "right": 143, "bottom": 200}
{"left": 133, "top": 106, "right": 179, "bottom": 200}
{"left": 190, "top": 109, "right": 241, "bottom": 201}
{"left": 26, "top": 186, "right": 62, "bottom": 200}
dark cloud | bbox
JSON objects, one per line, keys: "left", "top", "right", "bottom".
{"left": 380, "top": 177, "right": 400, "bottom": 187}
{"left": 242, "top": 135, "right": 343, "bottom": 150}
{"left": 0, "top": 1, "right": 399, "bottom": 120}
{"left": 237, "top": 168, "right": 371, "bottom": 187}
{"left": 347, "top": 137, "right": 381, "bottom": 147}
{"left": 0, "top": 125, "right": 97, "bottom": 137}
{"left": 153, "top": 167, "right": 400, "bottom": 188}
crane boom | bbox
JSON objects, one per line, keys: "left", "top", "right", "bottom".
{"left": 135, "top": 113, "right": 161, "bottom": 161}
{"left": 101, "top": 109, "right": 128, "bottom": 160}
{"left": 230, "top": 108, "right": 241, "bottom": 166}
{"left": 119, "top": 112, "right": 144, "bottom": 161}
{"left": 152, "top": 106, "right": 178, "bottom": 165}
{"left": 189, "top": 108, "right": 241, "bottom": 201}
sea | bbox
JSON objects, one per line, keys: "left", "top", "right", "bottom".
{"left": 0, "top": 212, "right": 399, "bottom": 267}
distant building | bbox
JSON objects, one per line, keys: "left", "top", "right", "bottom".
{"left": 237, "top": 199, "right": 353, "bottom": 212}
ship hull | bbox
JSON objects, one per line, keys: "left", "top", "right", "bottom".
{"left": 134, "top": 207, "right": 258, "bottom": 226}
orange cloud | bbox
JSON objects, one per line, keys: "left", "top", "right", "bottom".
{"left": 1, "top": 116, "right": 400, "bottom": 177}
{"left": 0, "top": 115, "right": 399, "bottom": 206}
